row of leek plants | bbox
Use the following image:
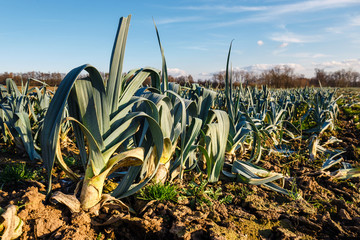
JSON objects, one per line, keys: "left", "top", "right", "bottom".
{"left": 40, "top": 15, "right": 354, "bottom": 209}
{"left": 2, "top": 15, "right": 355, "bottom": 213}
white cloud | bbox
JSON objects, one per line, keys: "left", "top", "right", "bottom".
{"left": 168, "top": 68, "right": 187, "bottom": 77}
{"left": 257, "top": 40, "right": 264, "bottom": 46}
{"left": 195, "top": 72, "right": 213, "bottom": 80}
{"left": 198, "top": 72, "right": 211, "bottom": 77}
{"left": 314, "top": 58, "right": 360, "bottom": 70}
{"left": 279, "top": 42, "right": 288, "bottom": 48}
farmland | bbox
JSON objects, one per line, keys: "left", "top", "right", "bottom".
{"left": 1, "top": 15, "right": 360, "bottom": 240}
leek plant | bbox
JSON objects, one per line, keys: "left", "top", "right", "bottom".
{"left": 134, "top": 23, "right": 202, "bottom": 182}
{"left": 223, "top": 160, "right": 301, "bottom": 199}
{"left": 198, "top": 109, "right": 229, "bottom": 182}
{"left": 41, "top": 15, "right": 164, "bottom": 210}
{"left": 0, "top": 78, "right": 44, "bottom": 160}
{"left": 302, "top": 88, "right": 340, "bottom": 135}
{"left": 223, "top": 43, "right": 261, "bottom": 161}
{"left": 219, "top": 42, "right": 302, "bottom": 197}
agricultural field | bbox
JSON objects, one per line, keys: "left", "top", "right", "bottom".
{"left": 1, "top": 16, "right": 360, "bottom": 240}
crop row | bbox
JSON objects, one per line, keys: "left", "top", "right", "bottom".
{"left": 0, "top": 15, "right": 359, "bottom": 216}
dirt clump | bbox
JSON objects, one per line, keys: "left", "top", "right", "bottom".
{"left": 0, "top": 186, "right": 99, "bottom": 240}
{"left": 1, "top": 112, "right": 360, "bottom": 239}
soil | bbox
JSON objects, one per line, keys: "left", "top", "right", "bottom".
{"left": 1, "top": 103, "right": 360, "bottom": 239}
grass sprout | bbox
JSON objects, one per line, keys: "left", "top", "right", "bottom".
{"left": 138, "top": 182, "right": 179, "bottom": 202}
{"left": 0, "top": 163, "right": 37, "bottom": 184}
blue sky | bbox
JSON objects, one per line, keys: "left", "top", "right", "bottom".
{"left": 1, "top": 0, "right": 360, "bottom": 80}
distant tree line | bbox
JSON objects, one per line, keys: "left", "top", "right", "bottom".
{"left": 0, "top": 71, "right": 65, "bottom": 86}
{"left": 0, "top": 71, "right": 108, "bottom": 86}
{"left": 199, "top": 66, "right": 360, "bottom": 88}
{"left": 1, "top": 67, "right": 359, "bottom": 88}
{"left": 312, "top": 68, "right": 360, "bottom": 88}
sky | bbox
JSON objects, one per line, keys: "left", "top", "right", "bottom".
{"left": 1, "top": 0, "right": 360, "bottom": 80}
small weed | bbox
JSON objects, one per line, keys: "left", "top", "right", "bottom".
{"left": 288, "top": 178, "right": 301, "bottom": 200}
{"left": 0, "top": 163, "right": 37, "bottom": 184}
{"left": 238, "top": 185, "right": 252, "bottom": 200}
{"left": 181, "top": 180, "right": 212, "bottom": 207}
{"left": 308, "top": 198, "right": 325, "bottom": 210}
{"left": 138, "top": 182, "right": 179, "bottom": 202}
{"left": 205, "top": 187, "right": 222, "bottom": 201}
{"left": 220, "top": 194, "right": 234, "bottom": 204}
{"left": 206, "top": 186, "right": 234, "bottom": 204}
{"left": 182, "top": 181, "right": 234, "bottom": 208}
{"left": 308, "top": 198, "right": 336, "bottom": 214}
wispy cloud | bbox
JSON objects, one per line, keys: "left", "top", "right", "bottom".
{"left": 325, "top": 14, "right": 360, "bottom": 34}
{"left": 156, "top": 16, "right": 202, "bottom": 25}
{"left": 183, "top": 0, "right": 360, "bottom": 27}
{"left": 183, "top": 46, "right": 208, "bottom": 51}
{"left": 325, "top": 26, "right": 344, "bottom": 34}
{"left": 273, "top": 48, "right": 288, "bottom": 56}
{"left": 181, "top": 0, "right": 359, "bottom": 15}
{"left": 180, "top": 5, "right": 267, "bottom": 13}
{"left": 233, "top": 49, "right": 243, "bottom": 55}
{"left": 272, "top": 42, "right": 289, "bottom": 55}
{"left": 266, "top": 0, "right": 360, "bottom": 16}
{"left": 350, "top": 15, "right": 360, "bottom": 26}
{"left": 270, "top": 32, "right": 320, "bottom": 43}
{"left": 312, "top": 53, "right": 330, "bottom": 58}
